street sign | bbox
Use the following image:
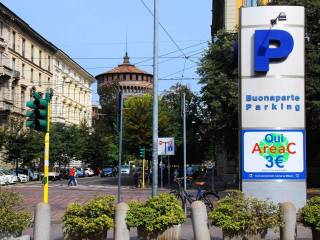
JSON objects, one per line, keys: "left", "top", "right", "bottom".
{"left": 240, "top": 6, "right": 306, "bottom": 208}
{"left": 158, "top": 137, "right": 175, "bottom": 155}
{"left": 242, "top": 130, "right": 305, "bottom": 180}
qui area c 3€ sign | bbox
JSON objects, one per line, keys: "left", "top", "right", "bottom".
{"left": 242, "top": 130, "right": 305, "bottom": 180}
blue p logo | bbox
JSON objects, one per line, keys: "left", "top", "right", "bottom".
{"left": 255, "top": 30, "right": 294, "bottom": 72}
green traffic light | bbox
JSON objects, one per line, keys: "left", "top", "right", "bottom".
{"left": 25, "top": 91, "right": 49, "bottom": 132}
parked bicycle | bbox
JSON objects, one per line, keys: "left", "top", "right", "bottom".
{"left": 170, "top": 177, "right": 220, "bottom": 211}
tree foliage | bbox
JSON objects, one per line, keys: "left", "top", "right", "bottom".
{"left": 1, "top": 118, "right": 43, "bottom": 168}
{"left": 198, "top": 32, "right": 238, "bottom": 162}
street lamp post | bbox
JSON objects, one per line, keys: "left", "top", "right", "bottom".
{"left": 152, "top": 0, "right": 159, "bottom": 197}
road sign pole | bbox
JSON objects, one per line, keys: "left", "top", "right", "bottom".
{"left": 167, "top": 155, "right": 170, "bottom": 188}
{"left": 160, "top": 155, "right": 163, "bottom": 189}
{"left": 152, "top": 0, "right": 159, "bottom": 197}
{"left": 43, "top": 102, "right": 51, "bottom": 204}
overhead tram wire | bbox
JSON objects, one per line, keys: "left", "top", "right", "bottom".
{"left": 133, "top": 40, "right": 208, "bottom": 66}
{"left": 139, "top": 0, "right": 198, "bottom": 65}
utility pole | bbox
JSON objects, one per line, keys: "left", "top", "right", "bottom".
{"left": 152, "top": 0, "right": 159, "bottom": 197}
{"left": 182, "top": 93, "right": 187, "bottom": 191}
{"left": 117, "top": 91, "right": 124, "bottom": 203}
{"left": 182, "top": 93, "right": 187, "bottom": 214}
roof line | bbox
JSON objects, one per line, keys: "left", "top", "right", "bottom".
{"left": 0, "top": 2, "right": 94, "bottom": 80}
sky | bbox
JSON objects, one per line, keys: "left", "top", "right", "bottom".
{"left": 1, "top": 0, "right": 212, "bottom": 104}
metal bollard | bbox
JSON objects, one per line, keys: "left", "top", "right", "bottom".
{"left": 114, "top": 202, "right": 130, "bottom": 240}
{"left": 280, "top": 202, "right": 297, "bottom": 240}
{"left": 33, "top": 202, "right": 51, "bottom": 240}
{"left": 191, "top": 201, "right": 210, "bottom": 240}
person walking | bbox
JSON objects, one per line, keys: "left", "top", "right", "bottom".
{"left": 68, "top": 167, "right": 77, "bottom": 186}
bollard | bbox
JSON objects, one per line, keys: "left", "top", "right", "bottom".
{"left": 191, "top": 201, "right": 210, "bottom": 240}
{"left": 114, "top": 202, "right": 130, "bottom": 240}
{"left": 280, "top": 202, "right": 296, "bottom": 240}
{"left": 33, "top": 202, "right": 51, "bottom": 240}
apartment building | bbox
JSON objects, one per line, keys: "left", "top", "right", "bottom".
{"left": 0, "top": 3, "right": 94, "bottom": 127}
{"left": 52, "top": 51, "right": 93, "bottom": 126}
{"left": 211, "top": 0, "right": 269, "bottom": 35}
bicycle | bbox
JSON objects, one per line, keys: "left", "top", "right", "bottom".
{"left": 170, "top": 177, "right": 220, "bottom": 212}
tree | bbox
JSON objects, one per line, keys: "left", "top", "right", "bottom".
{"left": 2, "top": 118, "right": 43, "bottom": 169}
{"left": 161, "top": 84, "right": 209, "bottom": 164}
{"left": 268, "top": 0, "right": 320, "bottom": 186}
{"left": 49, "top": 123, "right": 79, "bottom": 167}
{"left": 197, "top": 32, "right": 238, "bottom": 170}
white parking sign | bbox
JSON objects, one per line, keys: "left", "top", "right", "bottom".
{"left": 158, "top": 137, "right": 174, "bottom": 155}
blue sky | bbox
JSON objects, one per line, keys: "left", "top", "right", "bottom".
{"left": 1, "top": 0, "right": 211, "bottom": 104}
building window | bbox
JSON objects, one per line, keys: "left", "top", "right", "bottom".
{"left": 39, "top": 50, "right": 42, "bottom": 67}
{"left": 11, "top": 86, "right": 15, "bottom": 104}
{"left": 0, "top": 52, "right": 2, "bottom": 65}
{"left": 48, "top": 55, "right": 51, "bottom": 72}
{"left": 0, "top": 21, "right": 3, "bottom": 37}
{"left": 48, "top": 77, "right": 50, "bottom": 83}
{"left": 30, "top": 69, "right": 34, "bottom": 82}
{"left": 12, "top": 31, "right": 16, "bottom": 50}
{"left": 29, "top": 89, "right": 33, "bottom": 100}
{"left": 21, "top": 88, "right": 25, "bottom": 109}
{"left": 39, "top": 73, "right": 41, "bottom": 86}
{"left": 22, "top": 38, "right": 26, "bottom": 57}
{"left": 22, "top": 63, "right": 25, "bottom": 77}
{"left": 12, "top": 58, "right": 15, "bottom": 71}
{"left": 31, "top": 45, "right": 34, "bottom": 62}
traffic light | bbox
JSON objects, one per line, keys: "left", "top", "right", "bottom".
{"left": 139, "top": 146, "right": 145, "bottom": 159}
{"left": 26, "top": 92, "right": 48, "bottom": 132}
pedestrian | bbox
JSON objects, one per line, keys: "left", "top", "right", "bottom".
{"left": 68, "top": 167, "right": 77, "bottom": 186}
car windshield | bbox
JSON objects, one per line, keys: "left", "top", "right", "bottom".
{"left": 103, "top": 168, "right": 112, "bottom": 171}
{"left": 121, "top": 165, "right": 129, "bottom": 169}
{"left": 2, "top": 170, "right": 12, "bottom": 175}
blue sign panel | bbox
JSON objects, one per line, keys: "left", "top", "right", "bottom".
{"left": 255, "top": 29, "right": 294, "bottom": 72}
{"left": 242, "top": 129, "right": 305, "bottom": 180}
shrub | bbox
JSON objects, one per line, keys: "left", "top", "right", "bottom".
{"left": 208, "top": 191, "right": 282, "bottom": 238}
{"left": 126, "top": 193, "right": 186, "bottom": 235}
{"left": 298, "top": 196, "right": 320, "bottom": 230}
{"left": 63, "top": 195, "right": 115, "bottom": 240}
{"left": 0, "top": 190, "right": 32, "bottom": 237}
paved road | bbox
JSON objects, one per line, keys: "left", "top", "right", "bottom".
{"left": 2, "top": 176, "right": 314, "bottom": 240}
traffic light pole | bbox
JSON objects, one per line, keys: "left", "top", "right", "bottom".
{"left": 43, "top": 103, "right": 51, "bottom": 204}
{"left": 142, "top": 159, "right": 145, "bottom": 189}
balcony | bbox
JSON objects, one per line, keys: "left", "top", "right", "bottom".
{"left": 0, "top": 65, "right": 12, "bottom": 80}
{"left": 12, "top": 70, "right": 20, "bottom": 80}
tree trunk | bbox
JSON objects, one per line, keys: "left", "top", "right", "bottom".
{"left": 312, "top": 228, "right": 320, "bottom": 240}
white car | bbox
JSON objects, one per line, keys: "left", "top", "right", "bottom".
{"left": 0, "top": 175, "right": 6, "bottom": 185}
{"left": 120, "top": 165, "right": 130, "bottom": 175}
{"left": 0, "top": 169, "right": 18, "bottom": 184}
{"left": 0, "top": 172, "right": 8, "bottom": 185}
{"left": 84, "top": 168, "right": 95, "bottom": 177}
{"left": 17, "top": 174, "right": 29, "bottom": 183}
{"left": 12, "top": 170, "right": 29, "bottom": 183}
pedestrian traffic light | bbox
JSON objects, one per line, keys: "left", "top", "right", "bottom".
{"left": 139, "top": 146, "right": 145, "bottom": 159}
{"left": 26, "top": 91, "right": 49, "bottom": 132}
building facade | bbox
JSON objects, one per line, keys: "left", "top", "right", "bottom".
{"left": 96, "top": 52, "right": 153, "bottom": 98}
{"left": 0, "top": 3, "right": 94, "bottom": 127}
{"left": 52, "top": 51, "right": 93, "bottom": 126}
{"left": 211, "top": 0, "right": 269, "bottom": 35}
